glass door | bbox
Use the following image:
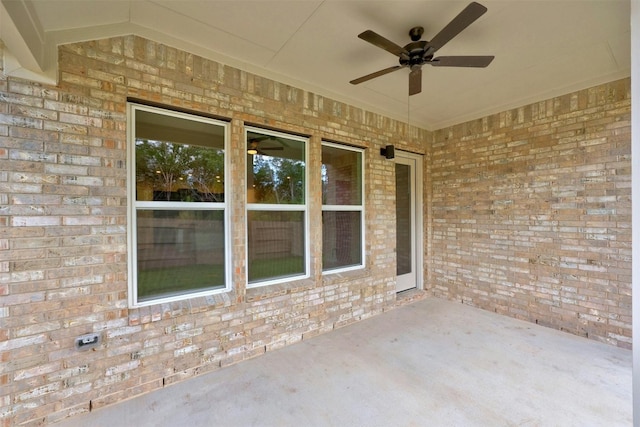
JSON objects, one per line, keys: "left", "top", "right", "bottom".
{"left": 395, "top": 151, "right": 423, "bottom": 292}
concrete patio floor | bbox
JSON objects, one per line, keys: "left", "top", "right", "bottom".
{"left": 57, "top": 298, "right": 632, "bottom": 427}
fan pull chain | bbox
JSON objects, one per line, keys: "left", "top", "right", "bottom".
{"left": 407, "top": 92, "right": 411, "bottom": 129}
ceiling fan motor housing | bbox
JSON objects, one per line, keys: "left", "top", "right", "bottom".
{"left": 400, "top": 39, "right": 431, "bottom": 69}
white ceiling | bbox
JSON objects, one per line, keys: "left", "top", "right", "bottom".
{"left": 0, "top": 0, "right": 631, "bottom": 130}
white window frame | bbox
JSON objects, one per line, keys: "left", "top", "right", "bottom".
{"left": 126, "top": 103, "right": 231, "bottom": 307}
{"left": 245, "top": 126, "right": 310, "bottom": 288}
{"left": 321, "top": 141, "right": 366, "bottom": 274}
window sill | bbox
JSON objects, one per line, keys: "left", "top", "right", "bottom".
{"left": 245, "top": 278, "right": 316, "bottom": 303}
{"left": 321, "top": 267, "right": 371, "bottom": 286}
{"left": 128, "top": 291, "right": 236, "bottom": 326}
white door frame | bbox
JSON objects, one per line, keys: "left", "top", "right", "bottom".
{"left": 395, "top": 150, "right": 424, "bottom": 292}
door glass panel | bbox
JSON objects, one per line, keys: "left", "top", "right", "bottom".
{"left": 396, "top": 163, "right": 412, "bottom": 276}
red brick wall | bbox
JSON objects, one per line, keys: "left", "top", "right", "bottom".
{"left": 429, "top": 78, "right": 631, "bottom": 348}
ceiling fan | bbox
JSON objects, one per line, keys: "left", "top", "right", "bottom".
{"left": 350, "top": 1, "right": 494, "bottom": 96}
{"left": 247, "top": 137, "right": 285, "bottom": 155}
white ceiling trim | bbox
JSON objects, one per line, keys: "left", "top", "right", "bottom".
{"left": 0, "top": 0, "right": 56, "bottom": 83}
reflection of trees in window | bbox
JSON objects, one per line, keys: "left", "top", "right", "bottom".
{"left": 190, "top": 147, "right": 225, "bottom": 202}
{"left": 136, "top": 139, "right": 224, "bottom": 202}
{"left": 250, "top": 155, "right": 304, "bottom": 204}
{"left": 130, "top": 104, "right": 229, "bottom": 306}
{"left": 246, "top": 128, "right": 307, "bottom": 286}
{"left": 321, "top": 164, "right": 328, "bottom": 204}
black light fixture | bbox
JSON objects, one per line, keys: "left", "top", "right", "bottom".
{"left": 380, "top": 144, "right": 395, "bottom": 159}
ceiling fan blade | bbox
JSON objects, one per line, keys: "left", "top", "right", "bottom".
{"left": 427, "top": 2, "right": 488, "bottom": 53}
{"left": 249, "top": 136, "right": 270, "bottom": 143}
{"left": 409, "top": 68, "right": 422, "bottom": 96}
{"left": 260, "top": 146, "right": 284, "bottom": 150}
{"left": 350, "top": 65, "right": 404, "bottom": 85}
{"left": 430, "top": 56, "right": 494, "bottom": 67}
{"left": 358, "top": 30, "right": 408, "bottom": 57}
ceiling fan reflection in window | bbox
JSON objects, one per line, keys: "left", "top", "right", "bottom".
{"left": 350, "top": 1, "right": 494, "bottom": 96}
{"left": 247, "top": 136, "right": 285, "bottom": 155}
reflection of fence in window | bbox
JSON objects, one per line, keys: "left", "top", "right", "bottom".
{"left": 137, "top": 216, "right": 224, "bottom": 270}
{"left": 248, "top": 220, "right": 303, "bottom": 260}
{"left": 335, "top": 212, "right": 352, "bottom": 264}
{"left": 322, "top": 211, "right": 361, "bottom": 270}
{"left": 246, "top": 127, "right": 308, "bottom": 285}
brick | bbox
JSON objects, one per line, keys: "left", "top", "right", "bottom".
{"left": 0, "top": 35, "right": 630, "bottom": 427}
{"left": 431, "top": 79, "right": 630, "bottom": 350}
{"left": 11, "top": 216, "right": 61, "bottom": 227}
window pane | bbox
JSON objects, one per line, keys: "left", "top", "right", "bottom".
{"left": 322, "top": 211, "right": 362, "bottom": 270}
{"left": 396, "top": 163, "right": 412, "bottom": 275}
{"left": 322, "top": 145, "right": 362, "bottom": 205}
{"left": 247, "top": 131, "right": 305, "bottom": 204}
{"left": 248, "top": 211, "right": 305, "bottom": 283}
{"left": 136, "top": 110, "right": 225, "bottom": 202}
{"left": 136, "top": 210, "right": 225, "bottom": 301}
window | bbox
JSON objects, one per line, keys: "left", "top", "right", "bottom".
{"left": 246, "top": 127, "right": 308, "bottom": 286}
{"left": 127, "top": 103, "right": 230, "bottom": 306}
{"left": 322, "top": 142, "right": 365, "bottom": 272}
